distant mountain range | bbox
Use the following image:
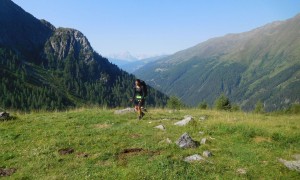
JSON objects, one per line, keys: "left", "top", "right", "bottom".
{"left": 107, "top": 51, "right": 139, "bottom": 67}
{"left": 109, "top": 55, "right": 168, "bottom": 73}
{"left": 108, "top": 51, "right": 165, "bottom": 61}
{"left": 0, "top": 0, "right": 168, "bottom": 110}
{"left": 135, "top": 14, "right": 300, "bottom": 111}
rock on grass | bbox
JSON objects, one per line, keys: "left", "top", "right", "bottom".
{"left": 176, "top": 132, "right": 199, "bottom": 148}
{"left": 114, "top": 108, "right": 135, "bottom": 115}
{"left": 154, "top": 124, "right": 166, "bottom": 130}
{"left": 174, "top": 115, "right": 193, "bottom": 126}
{"left": 184, "top": 154, "right": 205, "bottom": 162}
{"left": 278, "top": 158, "right": 300, "bottom": 172}
{"left": 203, "top": 150, "right": 212, "bottom": 157}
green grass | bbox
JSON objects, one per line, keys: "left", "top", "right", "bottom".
{"left": 1, "top": 108, "right": 300, "bottom": 179}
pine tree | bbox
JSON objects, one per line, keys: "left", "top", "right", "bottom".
{"left": 214, "top": 94, "right": 231, "bottom": 111}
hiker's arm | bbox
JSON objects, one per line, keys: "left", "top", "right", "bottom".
{"left": 141, "top": 85, "right": 145, "bottom": 99}
{"left": 132, "top": 87, "right": 136, "bottom": 100}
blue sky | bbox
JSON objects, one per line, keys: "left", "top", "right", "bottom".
{"left": 12, "top": 0, "right": 300, "bottom": 57}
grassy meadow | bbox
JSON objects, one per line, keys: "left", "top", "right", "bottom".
{"left": 1, "top": 108, "right": 300, "bottom": 179}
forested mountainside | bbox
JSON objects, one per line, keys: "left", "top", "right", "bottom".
{"left": 135, "top": 14, "right": 300, "bottom": 111}
{"left": 0, "top": 0, "right": 168, "bottom": 111}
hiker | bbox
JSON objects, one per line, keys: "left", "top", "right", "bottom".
{"left": 130, "top": 79, "right": 146, "bottom": 120}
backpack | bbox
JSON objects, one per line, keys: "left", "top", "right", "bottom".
{"left": 140, "top": 80, "right": 148, "bottom": 97}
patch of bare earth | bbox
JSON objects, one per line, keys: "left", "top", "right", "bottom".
{"left": 76, "top": 152, "right": 89, "bottom": 158}
{"left": 58, "top": 148, "right": 74, "bottom": 155}
{"left": 129, "top": 134, "right": 142, "bottom": 139}
{"left": 0, "top": 168, "right": 17, "bottom": 177}
{"left": 97, "top": 161, "right": 112, "bottom": 167}
{"left": 117, "top": 148, "right": 160, "bottom": 166}
{"left": 253, "top": 136, "right": 271, "bottom": 143}
{"left": 94, "top": 123, "right": 111, "bottom": 129}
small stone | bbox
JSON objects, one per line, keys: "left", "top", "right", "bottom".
{"left": 176, "top": 132, "right": 199, "bottom": 148}
{"left": 114, "top": 108, "right": 135, "bottom": 115}
{"left": 200, "top": 138, "right": 207, "bottom": 145}
{"left": 174, "top": 116, "right": 193, "bottom": 126}
{"left": 199, "top": 115, "right": 208, "bottom": 121}
{"left": 278, "top": 158, "right": 300, "bottom": 172}
{"left": 199, "top": 131, "right": 205, "bottom": 135}
{"left": 184, "top": 154, "right": 204, "bottom": 162}
{"left": 236, "top": 168, "right": 247, "bottom": 175}
{"left": 155, "top": 125, "right": 166, "bottom": 130}
{"left": 0, "top": 112, "right": 10, "bottom": 120}
{"left": 203, "top": 150, "right": 212, "bottom": 157}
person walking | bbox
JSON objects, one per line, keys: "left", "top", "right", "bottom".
{"left": 131, "top": 79, "right": 146, "bottom": 120}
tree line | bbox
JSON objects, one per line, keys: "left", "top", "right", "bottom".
{"left": 0, "top": 47, "right": 168, "bottom": 111}
{"left": 167, "top": 93, "right": 300, "bottom": 114}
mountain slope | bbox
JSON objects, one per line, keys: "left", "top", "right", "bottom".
{"left": 0, "top": 0, "right": 168, "bottom": 110}
{"left": 135, "top": 14, "right": 300, "bottom": 111}
{"left": 0, "top": 0, "right": 54, "bottom": 59}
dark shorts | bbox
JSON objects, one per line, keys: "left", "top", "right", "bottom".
{"left": 134, "top": 99, "right": 144, "bottom": 107}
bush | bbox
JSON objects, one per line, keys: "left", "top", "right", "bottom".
{"left": 198, "top": 101, "right": 208, "bottom": 109}
{"left": 214, "top": 94, "right": 231, "bottom": 111}
{"left": 167, "top": 96, "right": 182, "bottom": 110}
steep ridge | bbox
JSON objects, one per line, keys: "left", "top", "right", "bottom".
{"left": 135, "top": 14, "right": 300, "bottom": 111}
{"left": 0, "top": 0, "right": 53, "bottom": 59}
{"left": 0, "top": 0, "right": 168, "bottom": 110}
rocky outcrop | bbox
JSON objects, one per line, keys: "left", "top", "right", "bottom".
{"left": 43, "top": 28, "right": 95, "bottom": 63}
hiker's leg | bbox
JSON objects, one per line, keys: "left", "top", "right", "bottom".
{"left": 138, "top": 100, "right": 144, "bottom": 118}
{"left": 140, "top": 100, "right": 145, "bottom": 112}
{"left": 138, "top": 107, "right": 142, "bottom": 117}
{"left": 137, "top": 103, "right": 141, "bottom": 116}
{"left": 134, "top": 100, "right": 139, "bottom": 112}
